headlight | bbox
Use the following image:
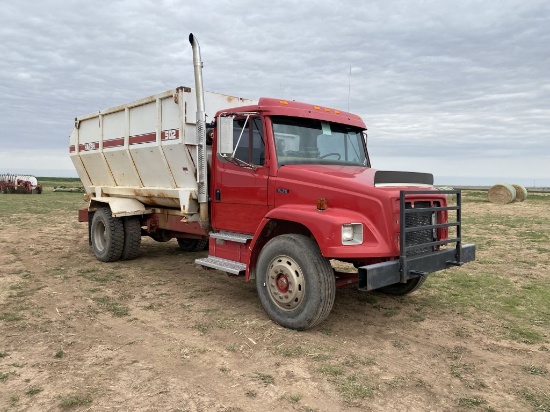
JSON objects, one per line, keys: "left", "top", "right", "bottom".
{"left": 341, "top": 223, "right": 363, "bottom": 245}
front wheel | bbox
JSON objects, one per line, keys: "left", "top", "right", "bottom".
{"left": 256, "top": 234, "right": 335, "bottom": 330}
{"left": 377, "top": 276, "right": 426, "bottom": 295}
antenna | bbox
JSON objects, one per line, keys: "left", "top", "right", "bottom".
{"left": 347, "top": 64, "right": 351, "bottom": 111}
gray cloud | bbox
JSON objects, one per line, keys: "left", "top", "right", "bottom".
{"left": 0, "top": 0, "right": 548, "bottom": 183}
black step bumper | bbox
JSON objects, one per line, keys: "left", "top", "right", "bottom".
{"left": 357, "top": 244, "right": 476, "bottom": 292}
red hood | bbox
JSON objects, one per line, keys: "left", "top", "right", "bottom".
{"left": 276, "top": 165, "right": 377, "bottom": 195}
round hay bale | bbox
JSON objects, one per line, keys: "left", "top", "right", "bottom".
{"left": 512, "top": 184, "right": 528, "bottom": 202}
{"left": 488, "top": 183, "right": 516, "bottom": 204}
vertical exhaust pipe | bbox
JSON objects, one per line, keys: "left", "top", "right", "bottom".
{"left": 189, "top": 33, "right": 209, "bottom": 231}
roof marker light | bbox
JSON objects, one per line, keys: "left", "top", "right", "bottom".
{"left": 279, "top": 100, "right": 289, "bottom": 105}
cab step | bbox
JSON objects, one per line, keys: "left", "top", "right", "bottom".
{"left": 210, "top": 231, "right": 253, "bottom": 243}
{"left": 195, "top": 256, "right": 246, "bottom": 275}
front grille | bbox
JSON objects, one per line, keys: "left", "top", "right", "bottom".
{"left": 405, "top": 201, "right": 435, "bottom": 255}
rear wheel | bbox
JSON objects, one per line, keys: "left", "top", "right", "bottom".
{"left": 90, "top": 207, "right": 124, "bottom": 262}
{"left": 121, "top": 216, "right": 141, "bottom": 260}
{"left": 378, "top": 276, "right": 426, "bottom": 295}
{"left": 177, "top": 237, "right": 208, "bottom": 252}
{"left": 256, "top": 234, "right": 335, "bottom": 330}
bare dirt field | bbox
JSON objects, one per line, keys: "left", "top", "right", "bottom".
{"left": 1, "top": 189, "right": 549, "bottom": 411}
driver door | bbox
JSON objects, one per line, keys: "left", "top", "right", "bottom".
{"left": 211, "top": 116, "right": 269, "bottom": 234}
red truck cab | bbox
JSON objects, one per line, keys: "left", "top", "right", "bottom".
{"left": 198, "top": 97, "right": 475, "bottom": 330}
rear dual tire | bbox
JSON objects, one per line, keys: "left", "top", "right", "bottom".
{"left": 90, "top": 207, "right": 141, "bottom": 262}
{"left": 177, "top": 237, "right": 208, "bottom": 252}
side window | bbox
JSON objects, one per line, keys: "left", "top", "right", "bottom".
{"left": 233, "top": 116, "right": 265, "bottom": 166}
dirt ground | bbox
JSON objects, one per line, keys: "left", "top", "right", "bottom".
{"left": 0, "top": 191, "right": 548, "bottom": 411}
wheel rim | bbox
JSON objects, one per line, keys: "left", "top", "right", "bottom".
{"left": 93, "top": 221, "right": 106, "bottom": 252}
{"left": 267, "top": 255, "right": 305, "bottom": 311}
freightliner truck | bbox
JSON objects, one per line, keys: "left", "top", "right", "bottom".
{"left": 69, "top": 34, "right": 475, "bottom": 330}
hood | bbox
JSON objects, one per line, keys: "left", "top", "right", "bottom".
{"left": 276, "top": 165, "right": 433, "bottom": 195}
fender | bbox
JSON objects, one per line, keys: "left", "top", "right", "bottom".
{"left": 246, "top": 204, "right": 395, "bottom": 280}
{"left": 89, "top": 196, "right": 152, "bottom": 218}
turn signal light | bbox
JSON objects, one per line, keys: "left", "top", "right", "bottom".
{"left": 317, "top": 198, "right": 328, "bottom": 211}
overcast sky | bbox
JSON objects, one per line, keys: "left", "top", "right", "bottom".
{"left": 1, "top": 0, "right": 548, "bottom": 186}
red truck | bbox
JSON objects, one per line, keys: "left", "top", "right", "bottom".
{"left": 70, "top": 34, "right": 475, "bottom": 330}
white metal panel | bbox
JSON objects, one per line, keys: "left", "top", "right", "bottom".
{"left": 162, "top": 141, "right": 199, "bottom": 189}
{"left": 102, "top": 110, "right": 125, "bottom": 141}
{"left": 129, "top": 145, "right": 176, "bottom": 188}
{"left": 80, "top": 152, "right": 116, "bottom": 187}
{"left": 103, "top": 150, "right": 142, "bottom": 187}
{"left": 129, "top": 102, "right": 156, "bottom": 137}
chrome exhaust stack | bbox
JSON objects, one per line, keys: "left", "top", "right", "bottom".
{"left": 189, "top": 33, "right": 209, "bottom": 230}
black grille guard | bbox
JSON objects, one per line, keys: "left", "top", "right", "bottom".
{"left": 358, "top": 189, "right": 476, "bottom": 291}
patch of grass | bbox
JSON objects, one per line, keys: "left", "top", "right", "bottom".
{"left": 254, "top": 372, "right": 275, "bottom": 386}
{"left": 0, "top": 352, "right": 8, "bottom": 358}
{"left": 194, "top": 323, "right": 211, "bottom": 334}
{"left": 219, "top": 365, "right": 229, "bottom": 373}
{"left": 318, "top": 364, "right": 345, "bottom": 377}
{"left": 504, "top": 324, "right": 545, "bottom": 344}
{"left": 383, "top": 307, "right": 399, "bottom": 317}
{"left": 92, "top": 296, "right": 129, "bottom": 317}
{"left": 10, "top": 395, "right": 20, "bottom": 406}
{"left": 276, "top": 345, "right": 306, "bottom": 358}
{"left": 342, "top": 354, "right": 377, "bottom": 368}
{"left": 289, "top": 393, "right": 302, "bottom": 403}
{"left": 457, "top": 397, "right": 487, "bottom": 408}
{"left": 0, "top": 372, "right": 9, "bottom": 381}
{"left": 226, "top": 343, "right": 237, "bottom": 352}
{"left": 337, "top": 375, "right": 373, "bottom": 402}
{"left": 0, "top": 312, "right": 24, "bottom": 322}
{"left": 523, "top": 365, "right": 548, "bottom": 376}
{"left": 409, "top": 312, "right": 426, "bottom": 322}
{"left": 26, "top": 386, "right": 43, "bottom": 396}
{"left": 519, "top": 388, "right": 550, "bottom": 411}
{"left": 78, "top": 268, "right": 122, "bottom": 284}
{"left": 55, "top": 350, "right": 65, "bottom": 359}
{"left": 423, "top": 272, "right": 550, "bottom": 343}
{"left": 59, "top": 394, "right": 93, "bottom": 408}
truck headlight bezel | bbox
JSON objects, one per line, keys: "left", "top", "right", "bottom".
{"left": 341, "top": 223, "right": 363, "bottom": 245}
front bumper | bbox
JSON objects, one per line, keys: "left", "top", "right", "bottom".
{"left": 357, "top": 244, "right": 476, "bottom": 291}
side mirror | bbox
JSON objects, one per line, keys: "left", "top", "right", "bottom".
{"left": 217, "top": 115, "right": 235, "bottom": 161}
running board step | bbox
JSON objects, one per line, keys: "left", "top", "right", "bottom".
{"left": 209, "top": 231, "right": 252, "bottom": 243}
{"left": 195, "top": 256, "right": 246, "bottom": 275}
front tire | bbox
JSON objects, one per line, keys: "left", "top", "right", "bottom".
{"left": 377, "top": 276, "right": 426, "bottom": 295}
{"left": 256, "top": 234, "right": 335, "bottom": 330}
{"left": 90, "top": 207, "right": 124, "bottom": 262}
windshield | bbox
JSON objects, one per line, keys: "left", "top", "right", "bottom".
{"left": 271, "top": 116, "right": 369, "bottom": 167}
